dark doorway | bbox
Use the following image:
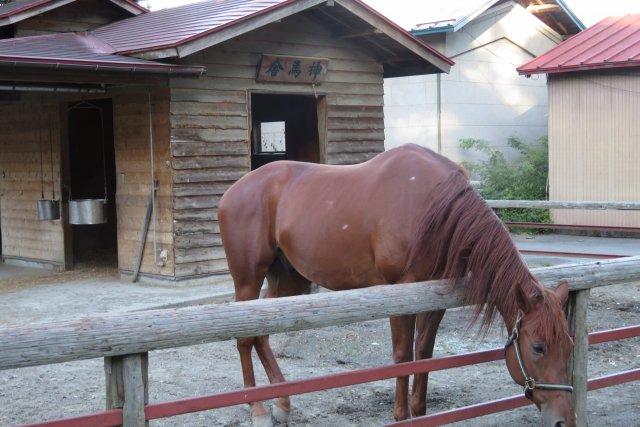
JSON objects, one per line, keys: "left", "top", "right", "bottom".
{"left": 67, "top": 98, "right": 117, "bottom": 268}
{"left": 251, "top": 94, "right": 320, "bottom": 170}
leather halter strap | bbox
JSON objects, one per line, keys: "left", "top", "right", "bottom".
{"left": 504, "top": 311, "right": 574, "bottom": 399}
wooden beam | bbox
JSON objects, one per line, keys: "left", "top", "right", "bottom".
{"left": 337, "top": 28, "right": 383, "bottom": 39}
{"left": 1, "top": 256, "right": 639, "bottom": 371}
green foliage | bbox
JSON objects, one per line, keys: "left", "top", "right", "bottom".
{"left": 460, "top": 136, "right": 551, "bottom": 231}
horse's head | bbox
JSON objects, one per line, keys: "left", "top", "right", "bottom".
{"left": 505, "top": 280, "right": 576, "bottom": 427}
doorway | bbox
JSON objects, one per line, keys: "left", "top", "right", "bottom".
{"left": 66, "top": 98, "right": 117, "bottom": 269}
{"left": 250, "top": 93, "right": 321, "bottom": 170}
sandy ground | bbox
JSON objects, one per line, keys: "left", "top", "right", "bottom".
{"left": 0, "top": 239, "right": 639, "bottom": 426}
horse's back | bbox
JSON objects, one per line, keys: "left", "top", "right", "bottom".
{"left": 219, "top": 144, "right": 467, "bottom": 289}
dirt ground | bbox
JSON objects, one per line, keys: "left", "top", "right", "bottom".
{"left": 0, "top": 260, "right": 639, "bottom": 426}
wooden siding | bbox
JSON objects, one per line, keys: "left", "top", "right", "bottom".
{"left": 112, "top": 90, "right": 175, "bottom": 278}
{"left": 170, "top": 14, "right": 385, "bottom": 277}
{"left": 0, "top": 101, "right": 65, "bottom": 267}
{"left": 15, "top": 0, "right": 134, "bottom": 36}
{"left": 548, "top": 72, "right": 640, "bottom": 228}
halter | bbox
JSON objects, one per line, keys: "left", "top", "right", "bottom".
{"left": 504, "top": 311, "right": 574, "bottom": 400}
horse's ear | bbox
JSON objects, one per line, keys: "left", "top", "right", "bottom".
{"left": 554, "top": 280, "right": 570, "bottom": 307}
{"left": 515, "top": 284, "right": 543, "bottom": 314}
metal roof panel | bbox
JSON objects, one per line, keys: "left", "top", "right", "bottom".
{"left": 0, "top": 32, "right": 202, "bottom": 74}
{"left": 518, "top": 14, "right": 640, "bottom": 75}
{"left": 92, "top": 0, "right": 286, "bottom": 54}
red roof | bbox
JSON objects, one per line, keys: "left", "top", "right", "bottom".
{"left": 0, "top": 32, "right": 204, "bottom": 75}
{"left": 0, "top": 0, "right": 452, "bottom": 79}
{"left": 93, "top": 0, "right": 284, "bottom": 55}
{"left": 518, "top": 14, "right": 640, "bottom": 75}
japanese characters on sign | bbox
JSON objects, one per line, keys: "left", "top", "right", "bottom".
{"left": 257, "top": 55, "right": 329, "bottom": 84}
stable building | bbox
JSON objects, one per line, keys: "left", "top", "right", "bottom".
{"left": 518, "top": 14, "right": 640, "bottom": 230}
{"left": 0, "top": 0, "right": 453, "bottom": 282}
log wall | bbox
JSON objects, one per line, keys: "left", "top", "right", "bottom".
{"left": 170, "top": 14, "right": 385, "bottom": 277}
{"left": 0, "top": 101, "right": 65, "bottom": 268}
{"left": 112, "top": 89, "right": 175, "bottom": 278}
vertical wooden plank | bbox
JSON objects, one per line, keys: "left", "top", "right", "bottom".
{"left": 105, "top": 356, "right": 125, "bottom": 410}
{"left": 105, "top": 353, "right": 149, "bottom": 427}
{"left": 567, "top": 289, "right": 589, "bottom": 426}
{"left": 123, "top": 353, "right": 149, "bottom": 427}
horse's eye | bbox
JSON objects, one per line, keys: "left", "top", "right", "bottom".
{"left": 532, "top": 343, "right": 546, "bottom": 355}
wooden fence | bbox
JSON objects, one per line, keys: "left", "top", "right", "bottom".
{"left": 1, "top": 255, "right": 640, "bottom": 426}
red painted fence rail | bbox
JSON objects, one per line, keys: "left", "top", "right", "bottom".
{"left": 19, "top": 325, "right": 640, "bottom": 427}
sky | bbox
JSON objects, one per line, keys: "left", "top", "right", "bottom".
{"left": 140, "top": 0, "right": 640, "bottom": 28}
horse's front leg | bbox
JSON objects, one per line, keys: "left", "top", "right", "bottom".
{"left": 411, "top": 309, "right": 446, "bottom": 417}
{"left": 390, "top": 314, "right": 417, "bottom": 421}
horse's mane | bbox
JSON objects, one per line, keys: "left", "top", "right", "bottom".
{"left": 406, "top": 169, "right": 565, "bottom": 341}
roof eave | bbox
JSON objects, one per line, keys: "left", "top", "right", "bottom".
{"left": 555, "top": 0, "right": 586, "bottom": 31}
{"left": 518, "top": 61, "right": 640, "bottom": 76}
{"left": 0, "top": 57, "right": 205, "bottom": 77}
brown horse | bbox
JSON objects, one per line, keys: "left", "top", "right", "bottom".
{"left": 218, "top": 144, "right": 575, "bottom": 427}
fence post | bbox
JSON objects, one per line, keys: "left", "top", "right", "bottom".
{"left": 105, "top": 353, "right": 149, "bottom": 427}
{"left": 567, "top": 289, "right": 589, "bottom": 426}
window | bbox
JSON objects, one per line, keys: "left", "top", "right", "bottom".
{"left": 259, "top": 121, "right": 286, "bottom": 153}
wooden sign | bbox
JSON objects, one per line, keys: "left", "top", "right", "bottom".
{"left": 257, "top": 55, "right": 329, "bottom": 84}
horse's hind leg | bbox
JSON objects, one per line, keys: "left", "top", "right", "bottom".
{"left": 411, "top": 309, "right": 446, "bottom": 417}
{"left": 226, "top": 246, "right": 277, "bottom": 425}
{"left": 253, "top": 256, "right": 311, "bottom": 424}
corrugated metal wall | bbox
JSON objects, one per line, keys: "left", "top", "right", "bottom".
{"left": 548, "top": 71, "right": 640, "bottom": 227}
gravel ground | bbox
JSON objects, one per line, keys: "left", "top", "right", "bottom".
{"left": 0, "top": 257, "right": 639, "bottom": 426}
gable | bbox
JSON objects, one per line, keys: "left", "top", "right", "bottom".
{"left": 92, "top": 0, "right": 453, "bottom": 78}
{"left": 0, "top": 0, "right": 146, "bottom": 37}
{"left": 419, "top": 3, "right": 561, "bottom": 60}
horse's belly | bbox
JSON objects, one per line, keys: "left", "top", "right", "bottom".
{"left": 277, "top": 223, "right": 402, "bottom": 290}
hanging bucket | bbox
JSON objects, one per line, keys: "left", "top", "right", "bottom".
{"left": 37, "top": 199, "right": 61, "bottom": 220}
{"left": 69, "top": 199, "right": 108, "bottom": 225}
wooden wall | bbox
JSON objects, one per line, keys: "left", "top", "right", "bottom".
{"left": 112, "top": 89, "right": 175, "bottom": 278}
{"left": 15, "top": 0, "right": 134, "bottom": 36}
{"left": 548, "top": 71, "right": 640, "bottom": 227}
{"left": 170, "top": 14, "right": 385, "bottom": 277}
{"left": 0, "top": 101, "right": 65, "bottom": 268}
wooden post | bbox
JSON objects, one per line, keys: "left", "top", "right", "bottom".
{"left": 567, "top": 289, "right": 589, "bottom": 426}
{"left": 105, "top": 353, "right": 149, "bottom": 427}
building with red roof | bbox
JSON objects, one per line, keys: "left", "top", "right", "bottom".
{"left": 518, "top": 14, "right": 640, "bottom": 229}
{"left": 0, "top": 0, "right": 453, "bottom": 281}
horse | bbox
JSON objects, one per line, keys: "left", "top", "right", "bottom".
{"left": 218, "top": 144, "right": 575, "bottom": 427}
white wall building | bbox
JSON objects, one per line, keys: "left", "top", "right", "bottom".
{"left": 383, "top": 0, "right": 583, "bottom": 163}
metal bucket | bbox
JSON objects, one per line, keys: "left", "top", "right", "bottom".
{"left": 69, "top": 199, "right": 108, "bottom": 225}
{"left": 37, "top": 199, "right": 61, "bottom": 220}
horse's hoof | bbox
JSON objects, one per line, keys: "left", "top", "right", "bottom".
{"left": 272, "top": 403, "right": 290, "bottom": 424}
{"left": 251, "top": 414, "right": 274, "bottom": 427}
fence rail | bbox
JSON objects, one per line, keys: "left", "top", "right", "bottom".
{"left": 2, "top": 256, "right": 640, "bottom": 426}
{"left": 2, "top": 256, "right": 640, "bottom": 371}
{"left": 486, "top": 200, "right": 640, "bottom": 210}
